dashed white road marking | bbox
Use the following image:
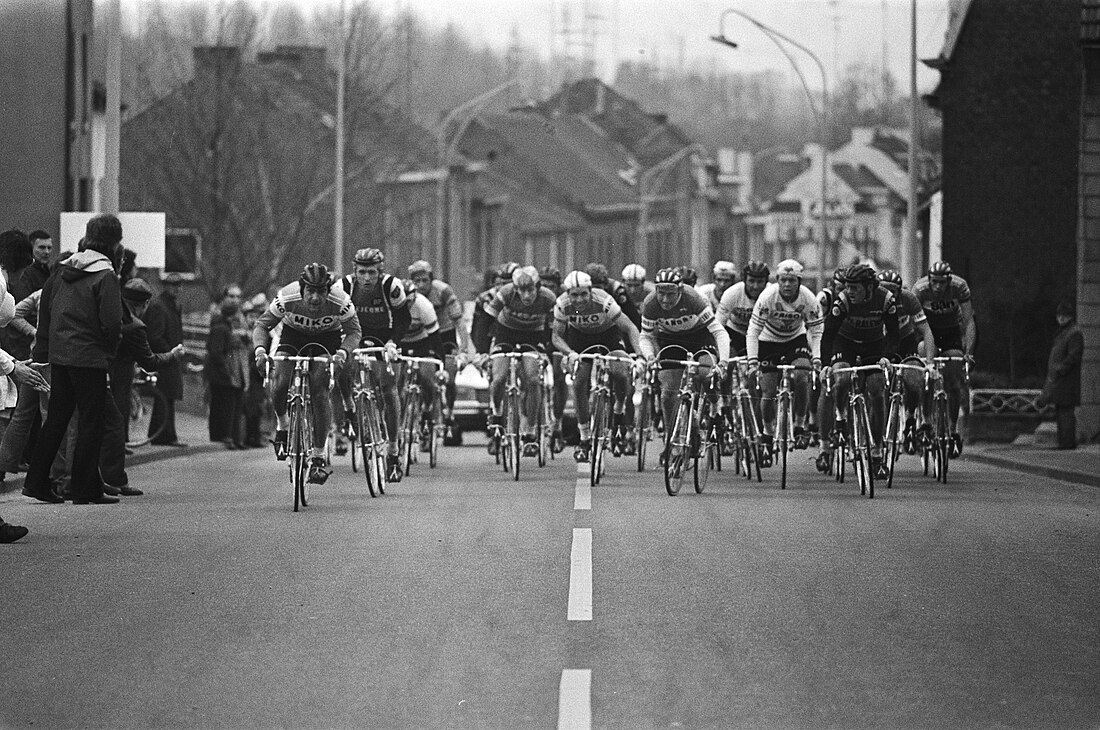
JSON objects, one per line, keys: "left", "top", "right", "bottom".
{"left": 557, "top": 669, "right": 592, "bottom": 729}
{"left": 568, "top": 528, "right": 592, "bottom": 621}
{"left": 574, "top": 468, "right": 591, "bottom": 510}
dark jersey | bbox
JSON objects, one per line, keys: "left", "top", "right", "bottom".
{"left": 822, "top": 287, "right": 899, "bottom": 357}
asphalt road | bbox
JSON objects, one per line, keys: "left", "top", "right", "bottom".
{"left": 1, "top": 437, "right": 1098, "bottom": 729}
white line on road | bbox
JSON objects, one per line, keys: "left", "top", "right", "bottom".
{"left": 568, "top": 528, "right": 592, "bottom": 621}
{"left": 557, "top": 669, "right": 592, "bottom": 729}
{"left": 574, "top": 473, "right": 591, "bottom": 510}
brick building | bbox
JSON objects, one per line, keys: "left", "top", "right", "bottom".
{"left": 1077, "top": 0, "right": 1100, "bottom": 441}
{"left": 924, "top": 0, "right": 1082, "bottom": 385}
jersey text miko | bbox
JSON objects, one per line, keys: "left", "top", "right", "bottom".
{"left": 268, "top": 283, "right": 356, "bottom": 333}
{"left": 554, "top": 287, "right": 622, "bottom": 334}
{"left": 640, "top": 286, "right": 714, "bottom": 337}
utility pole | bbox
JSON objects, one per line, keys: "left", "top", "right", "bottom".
{"left": 904, "top": 0, "right": 918, "bottom": 286}
{"left": 102, "top": 0, "right": 121, "bottom": 213}
{"left": 334, "top": 0, "right": 346, "bottom": 275}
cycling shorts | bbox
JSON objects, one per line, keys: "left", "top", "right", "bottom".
{"left": 728, "top": 329, "right": 747, "bottom": 358}
{"left": 758, "top": 334, "right": 812, "bottom": 370}
{"left": 400, "top": 339, "right": 437, "bottom": 359}
{"left": 566, "top": 328, "right": 626, "bottom": 354}
{"left": 275, "top": 327, "right": 342, "bottom": 357}
{"left": 893, "top": 331, "right": 921, "bottom": 360}
{"left": 830, "top": 336, "right": 887, "bottom": 367}
{"left": 931, "top": 326, "right": 963, "bottom": 353}
{"left": 655, "top": 334, "right": 717, "bottom": 370}
{"left": 491, "top": 325, "right": 550, "bottom": 351}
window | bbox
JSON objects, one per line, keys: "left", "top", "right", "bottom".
{"left": 164, "top": 228, "right": 201, "bottom": 280}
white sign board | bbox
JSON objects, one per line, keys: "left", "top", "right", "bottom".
{"left": 59, "top": 212, "right": 166, "bottom": 268}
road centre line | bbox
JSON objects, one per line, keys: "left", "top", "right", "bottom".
{"left": 568, "top": 528, "right": 592, "bottom": 621}
{"left": 557, "top": 669, "right": 592, "bottom": 729}
{"left": 574, "top": 471, "right": 591, "bottom": 510}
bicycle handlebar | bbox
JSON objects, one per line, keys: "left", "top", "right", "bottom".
{"left": 270, "top": 354, "right": 334, "bottom": 363}
{"left": 398, "top": 355, "right": 445, "bottom": 369}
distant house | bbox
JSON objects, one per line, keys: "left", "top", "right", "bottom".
{"left": 923, "top": 0, "right": 1081, "bottom": 382}
{"left": 380, "top": 78, "right": 734, "bottom": 297}
{"left": 746, "top": 127, "right": 928, "bottom": 284}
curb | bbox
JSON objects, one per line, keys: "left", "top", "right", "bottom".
{"left": 962, "top": 452, "right": 1100, "bottom": 488}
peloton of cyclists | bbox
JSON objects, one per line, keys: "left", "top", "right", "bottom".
{"left": 407, "top": 260, "right": 467, "bottom": 443}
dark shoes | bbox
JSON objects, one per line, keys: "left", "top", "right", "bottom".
{"left": 22, "top": 486, "right": 64, "bottom": 504}
{"left": 307, "top": 457, "right": 332, "bottom": 485}
{"left": 950, "top": 432, "right": 963, "bottom": 459}
{"left": 387, "top": 455, "right": 403, "bottom": 483}
{"left": 70, "top": 494, "right": 120, "bottom": 505}
{"left": 574, "top": 444, "right": 590, "bottom": 463}
{"left": 271, "top": 430, "right": 289, "bottom": 461}
{"left": 0, "top": 523, "right": 29, "bottom": 543}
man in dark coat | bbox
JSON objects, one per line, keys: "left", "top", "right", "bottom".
{"left": 1039, "top": 299, "right": 1085, "bottom": 450}
{"left": 21, "top": 214, "right": 123, "bottom": 504}
{"left": 205, "top": 284, "right": 249, "bottom": 448}
{"left": 144, "top": 271, "right": 186, "bottom": 446}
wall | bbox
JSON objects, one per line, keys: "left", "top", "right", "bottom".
{"left": 1077, "top": 45, "right": 1100, "bottom": 442}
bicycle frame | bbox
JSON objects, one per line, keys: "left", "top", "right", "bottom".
{"left": 883, "top": 362, "right": 929, "bottom": 489}
{"left": 658, "top": 351, "right": 718, "bottom": 496}
{"left": 772, "top": 364, "right": 814, "bottom": 490}
{"left": 269, "top": 353, "right": 334, "bottom": 512}
{"left": 730, "top": 357, "right": 763, "bottom": 483}
{"left": 487, "top": 349, "right": 544, "bottom": 480}
{"left": 396, "top": 355, "right": 445, "bottom": 475}
{"left": 352, "top": 346, "right": 394, "bottom": 496}
{"left": 576, "top": 350, "right": 637, "bottom": 486}
{"left": 827, "top": 363, "right": 884, "bottom": 499}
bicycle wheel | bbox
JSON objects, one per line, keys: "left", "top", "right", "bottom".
{"left": 507, "top": 391, "right": 521, "bottom": 482}
{"left": 356, "top": 402, "right": 378, "bottom": 497}
{"left": 290, "top": 408, "right": 308, "bottom": 511}
{"left": 663, "top": 400, "right": 692, "bottom": 496}
{"left": 400, "top": 401, "right": 419, "bottom": 477}
{"left": 429, "top": 419, "right": 440, "bottom": 469}
{"left": 853, "top": 401, "right": 875, "bottom": 498}
{"left": 590, "top": 391, "right": 607, "bottom": 487}
{"left": 635, "top": 390, "right": 651, "bottom": 472}
{"left": 126, "top": 384, "right": 167, "bottom": 448}
{"left": 349, "top": 421, "right": 360, "bottom": 473}
{"left": 369, "top": 401, "right": 389, "bottom": 496}
{"left": 693, "top": 428, "right": 714, "bottom": 493}
{"left": 776, "top": 393, "right": 790, "bottom": 490}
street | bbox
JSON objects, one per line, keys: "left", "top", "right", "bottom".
{"left": 2, "top": 437, "right": 1098, "bottom": 729}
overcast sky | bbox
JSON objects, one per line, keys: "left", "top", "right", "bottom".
{"left": 375, "top": 0, "right": 953, "bottom": 92}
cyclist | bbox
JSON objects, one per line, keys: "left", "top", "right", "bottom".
{"left": 716, "top": 261, "right": 770, "bottom": 357}
{"left": 551, "top": 270, "right": 642, "bottom": 463}
{"left": 820, "top": 263, "right": 900, "bottom": 479}
{"left": 477, "top": 265, "right": 558, "bottom": 456}
{"left": 407, "top": 260, "right": 466, "bottom": 440}
{"left": 338, "top": 247, "right": 411, "bottom": 482}
{"left": 676, "top": 266, "right": 699, "bottom": 288}
{"left": 398, "top": 278, "right": 446, "bottom": 452}
{"left": 539, "top": 266, "right": 563, "bottom": 296}
{"left": 586, "top": 263, "right": 641, "bottom": 329}
{"left": 877, "top": 269, "right": 937, "bottom": 452}
{"left": 696, "top": 260, "right": 738, "bottom": 312}
{"left": 746, "top": 259, "right": 823, "bottom": 463}
{"left": 814, "top": 267, "right": 848, "bottom": 471}
{"left": 639, "top": 268, "right": 730, "bottom": 452}
{"left": 911, "top": 260, "right": 976, "bottom": 456}
{"left": 538, "top": 265, "right": 568, "bottom": 450}
{"left": 470, "top": 261, "right": 519, "bottom": 367}
{"left": 253, "top": 263, "right": 361, "bottom": 484}
{"left": 621, "top": 264, "right": 654, "bottom": 313}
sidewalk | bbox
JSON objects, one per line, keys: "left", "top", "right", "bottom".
{"left": 964, "top": 441, "right": 1100, "bottom": 488}
{"left": 0, "top": 411, "right": 220, "bottom": 497}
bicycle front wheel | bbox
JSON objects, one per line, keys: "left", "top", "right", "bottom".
{"left": 663, "top": 400, "right": 692, "bottom": 496}
{"left": 635, "top": 390, "right": 652, "bottom": 472}
{"left": 693, "top": 428, "right": 714, "bottom": 493}
{"left": 590, "top": 392, "right": 608, "bottom": 487}
{"left": 126, "top": 384, "right": 167, "bottom": 448}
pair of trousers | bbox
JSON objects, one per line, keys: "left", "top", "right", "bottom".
{"left": 150, "top": 395, "right": 178, "bottom": 444}
{"left": 25, "top": 365, "right": 109, "bottom": 499}
{"left": 1056, "top": 405, "right": 1077, "bottom": 448}
{"left": 99, "top": 385, "right": 128, "bottom": 486}
{"left": 1, "top": 367, "right": 71, "bottom": 481}
{"left": 208, "top": 384, "right": 243, "bottom": 443}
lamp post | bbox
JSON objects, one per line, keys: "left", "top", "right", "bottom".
{"left": 434, "top": 79, "right": 519, "bottom": 282}
{"left": 712, "top": 8, "right": 829, "bottom": 289}
{"left": 333, "top": 0, "right": 347, "bottom": 275}
{"left": 635, "top": 143, "right": 709, "bottom": 271}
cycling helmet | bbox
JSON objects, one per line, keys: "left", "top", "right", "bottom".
{"left": 844, "top": 262, "right": 878, "bottom": 286}
{"left": 833, "top": 266, "right": 847, "bottom": 283}
{"left": 539, "top": 265, "right": 562, "bottom": 285}
{"left": 775, "top": 259, "right": 804, "bottom": 278}
{"left": 299, "top": 262, "right": 334, "bottom": 290}
{"left": 621, "top": 263, "right": 647, "bottom": 283}
{"left": 585, "top": 263, "right": 610, "bottom": 286}
{"left": 877, "top": 269, "right": 903, "bottom": 289}
{"left": 354, "top": 247, "right": 384, "bottom": 267}
{"left": 929, "top": 260, "right": 953, "bottom": 278}
{"left": 512, "top": 265, "right": 540, "bottom": 288}
{"left": 408, "top": 259, "right": 432, "bottom": 277}
{"left": 712, "top": 260, "right": 737, "bottom": 277}
{"left": 563, "top": 270, "right": 592, "bottom": 290}
{"left": 497, "top": 261, "right": 520, "bottom": 278}
{"left": 676, "top": 266, "right": 698, "bottom": 286}
{"left": 743, "top": 260, "right": 770, "bottom": 280}
{"left": 402, "top": 278, "right": 418, "bottom": 295}
{"left": 654, "top": 267, "right": 683, "bottom": 286}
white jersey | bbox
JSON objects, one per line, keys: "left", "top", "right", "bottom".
{"left": 694, "top": 283, "right": 721, "bottom": 312}
{"left": 401, "top": 293, "right": 440, "bottom": 343}
{"left": 715, "top": 282, "right": 758, "bottom": 335}
{"left": 746, "top": 283, "right": 823, "bottom": 359}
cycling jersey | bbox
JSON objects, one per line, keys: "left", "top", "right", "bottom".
{"left": 553, "top": 288, "right": 622, "bottom": 334}
{"left": 484, "top": 284, "right": 556, "bottom": 331}
{"left": 746, "top": 283, "right": 823, "bottom": 360}
{"left": 401, "top": 293, "right": 440, "bottom": 343}
{"left": 252, "top": 282, "right": 361, "bottom": 353}
{"left": 625, "top": 281, "right": 655, "bottom": 312}
{"left": 821, "top": 288, "right": 900, "bottom": 359}
{"left": 911, "top": 274, "right": 972, "bottom": 331}
{"left": 640, "top": 286, "right": 730, "bottom": 360}
{"left": 715, "top": 282, "right": 759, "bottom": 335}
{"left": 892, "top": 287, "right": 927, "bottom": 339}
{"left": 339, "top": 273, "right": 409, "bottom": 343}
{"left": 598, "top": 278, "right": 641, "bottom": 328}
{"left": 424, "top": 279, "right": 463, "bottom": 333}
{"left": 695, "top": 282, "right": 727, "bottom": 312}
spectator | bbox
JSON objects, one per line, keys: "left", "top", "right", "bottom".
{"left": 21, "top": 213, "right": 123, "bottom": 505}
{"left": 1039, "top": 299, "right": 1085, "bottom": 450}
{"left": 205, "top": 284, "right": 249, "bottom": 449}
{"left": 17, "top": 229, "right": 53, "bottom": 297}
{"left": 100, "top": 277, "right": 185, "bottom": 495}
{"left": 0, "top": 516, "right": 28, "bottom": 543}
{"left": 241, "top": 294, "right": 271, "bottom": 448}
{"left": 144, "top": 271, "right": 186, "bottom": 446}
{"left": 0, "top": 229, "right": 34, "bottom": 447}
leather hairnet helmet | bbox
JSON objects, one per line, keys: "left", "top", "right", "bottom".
{"left": 354, "top": 248, "right": 384, "bottom": 267}
{"left": 563, "top": 270, "right": 592, "bottom": 290}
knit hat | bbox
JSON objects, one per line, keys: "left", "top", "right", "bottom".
{"left": 121, "top": 278, "right": 154, "bottom": 302}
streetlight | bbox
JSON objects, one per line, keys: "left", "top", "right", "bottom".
{"left": 433, "top": 79, "right": 520, "bottom": 281}
{"left": 635, "top": 143, "right": 709, "bottom": 270}
{"left": 712, "top": 8, "right": 830, "bottom": 289}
